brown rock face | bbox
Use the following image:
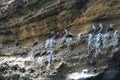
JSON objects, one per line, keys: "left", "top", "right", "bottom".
{"left": 0, "top": 0, "right": 120, "bottom": 47}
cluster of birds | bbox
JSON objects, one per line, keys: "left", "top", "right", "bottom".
{"left": 87, "top": 23, "right": 120, "bottom": 57}
{"left": 15, "top": 23, "right": 120, "bottom": 70}
{"left": 14, "top": 29, "right": 74, "bottom": 70}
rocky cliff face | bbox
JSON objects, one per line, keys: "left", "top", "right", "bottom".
{"left": 0, "top": 0, "right": 120, "bottom": 47}
{"left": 0, "top": 0, "right": 120, "bottom": 80}
{"left": 0, "top": 32, "right": 120, "bottom": 80}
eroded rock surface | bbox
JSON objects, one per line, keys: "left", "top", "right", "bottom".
{"left": 0, "top": 0, "right": 120, "bottom": 80}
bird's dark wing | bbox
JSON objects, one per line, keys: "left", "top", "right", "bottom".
{"left": 107, "top": 28, "right": 113, "bottom": 32}
{"left": 32, "top": 42, "right": 38, "bottom": 48}
{"left": 34, "top": 53, "right": 40, "bottom": 58}
{"left": 40, "top": 51, "right": 47, "bottom": 57}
